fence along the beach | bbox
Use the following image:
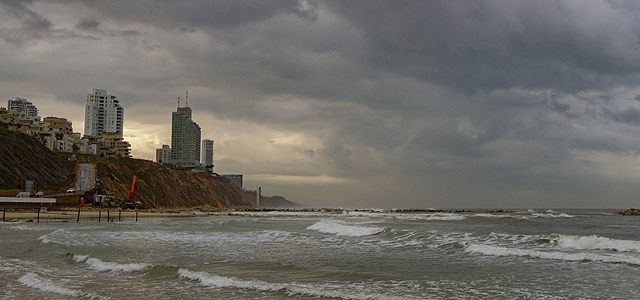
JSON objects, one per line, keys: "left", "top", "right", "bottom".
{"left": 1, "top": 208, "right": 140, "bottom": 222}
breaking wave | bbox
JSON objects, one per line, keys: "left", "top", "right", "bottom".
{"left": 306, "top": 219, "right": 385, "bottom": 236}
{"left": 461, "top": 233, "right": 640, "bottom": 266}
{"left": 72, "top": 254, "right": 152, "bottom": 272}
{"left": 392, "top": 213, "right": 467, "bottom": 221}
{"left": 465, "top": 243, "right": 640, "bottom": 265}
{"left": 178, "top": 268, "right": 405, "bottom": 300}
{"left": 557, "top": 235, "right": 640, "bottom": 252}
{"left": 18, "top": 273, "right": 82, "bottom": 297}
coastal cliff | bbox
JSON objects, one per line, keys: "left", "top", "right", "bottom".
{"left": 0, "top": 123, "right": 71, "bottom": 190}
{"left": 95, "top": 158, "right": 252, "bottom": 209}
{"left": 0, "top": 122, "right": 298, "bottom": 209}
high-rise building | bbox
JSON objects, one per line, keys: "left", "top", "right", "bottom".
{"left": 201, "top": 139, "right": 214, "bottom": 166}
{"left": 7, "top": 98, "right": 38, "bottom": 117}
{"left": 156, "top": 145, "right": 171, "bottom": 164}
{"left": 84, "top": 89, "right": 123, "bottom": 137}
{"left": 171, "top": 106, "right": 201, "bottom": 167}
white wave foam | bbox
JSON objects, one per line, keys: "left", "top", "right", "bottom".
{"left": 306, "top": 219, "right": 385, "bottom": 236}
{"left": 18, "top": 273, "right": 82, "bottom": 297}
{"left": 465, "top": 243, "right": 640, "bottom": 265}
{"left": 218, "top": 211, "right": 339, "bottom": 218}
{"left": 392, "top": 213, "right": 466, "bottom": 221}
{"left": 521, "top": 210, "right": 574, "bottom": 219}
{"left": 178, "top": 268, "right": 404, "bottom": 300}
{"left": 73, "top": 254, "right": 151, "bottom": 272}
{"left": 473, "top": 213, "right": 510, "bottom": 218}
{"left": 38, "top": 229, "right": 66, "bottom": 244}
{"left": 557, "top": 235, "right": 640, "bottom": 252}
{"left": 538, "top": 212, "right": 573, "bottom": 218}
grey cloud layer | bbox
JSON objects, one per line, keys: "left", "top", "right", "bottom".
{"left": 2, "top": 0, "right": 640, "bottom": 208}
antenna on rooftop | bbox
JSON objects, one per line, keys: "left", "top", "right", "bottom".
{"left": 186, "top": 91, "right": 189, "bottom": 107}
{"left": 177, "top": 96, "right": 180, "bottom": 108}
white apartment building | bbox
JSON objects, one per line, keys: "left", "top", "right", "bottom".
{"left": 84, "top": 89, "right": 123, "bottom": 137}
{"left": 156, "top": 144, "right": 171, "bottom": 164}
{"left": 7, "top": 98, "right": 38, "bottom": 117}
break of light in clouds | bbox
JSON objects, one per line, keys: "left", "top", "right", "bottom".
{"left": 3, "top": 0, "right": 640, "bottom": 209}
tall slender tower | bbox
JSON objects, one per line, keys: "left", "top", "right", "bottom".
{"left": 84, "top": 89, "right": 123, "bottom": 137}
{"left": 171, "top": 94, "right": 201, "bottom": 167}
{"left": 201, "top": 139, "right": 214, "bottom": 166}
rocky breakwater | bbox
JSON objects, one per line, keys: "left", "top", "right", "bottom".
{"left": 619, "top": 208, "right": 640, "bottom": 215}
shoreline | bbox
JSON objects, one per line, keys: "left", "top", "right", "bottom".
{"left": 0, "top": 209, "right": 216, "bottom": 222}
{"left": 1, "top": 207, "right": 632, "bottom": 222}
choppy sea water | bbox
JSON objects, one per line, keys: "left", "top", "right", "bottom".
{"left": 1, "top": 209, "right": 640, "bottom": 299}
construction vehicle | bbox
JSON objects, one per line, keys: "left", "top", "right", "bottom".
{"left": 123, "top": 175, "right": 138, "bottom": 209}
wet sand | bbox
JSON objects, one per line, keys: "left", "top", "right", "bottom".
{"left": 1, "top": 209, "right": 215, "bottom": 222}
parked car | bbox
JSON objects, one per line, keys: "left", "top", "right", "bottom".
{"left": 35, "top": 192, "right": 44, "bottom": 197}
{"left": 66, "top": 188, "right": 76, "bottom": 193}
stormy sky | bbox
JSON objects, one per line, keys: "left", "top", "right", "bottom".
{"left": 3, "top": 0, "right": 640, "bottom": 209}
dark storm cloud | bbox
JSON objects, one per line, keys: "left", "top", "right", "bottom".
{"left": 606, "top": 107, "right": 640, "bottom": 126}
{"left": 76, "top": 18, "right": 99, "bottom": 31}
{"left": 0, "top": 0, "right": 53, "bottom": 47}
{"left": 327, "top": 1, "right": 640, "bottom": 93}
{"left": 4, "top": 0, "right": 640, "bottom": 208}
{"left": 75, "top": 18, "right": 138, "bottom": 37}
{"left": 59, "top": 0, "right": 310, "bottom": 29}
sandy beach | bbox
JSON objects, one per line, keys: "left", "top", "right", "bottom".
{"left": 1, "top": 208, "right": 217, "bottom": 222}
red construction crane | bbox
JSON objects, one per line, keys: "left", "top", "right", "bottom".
{"left": 123, "top": 176, "right": 137, "bottom": 209}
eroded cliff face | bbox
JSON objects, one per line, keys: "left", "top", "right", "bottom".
{"left": 0, "top": 123, "right": 293, "bottom": 208}
{"left": 0, "top": 123, "right": 71, "bottom": 191}
{"left": 96, "top": 159, "right": 252, "bottom": 209}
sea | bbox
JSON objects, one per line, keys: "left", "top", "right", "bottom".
{"left": 1, "top": 209, "right": 639, "bottom": 299}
